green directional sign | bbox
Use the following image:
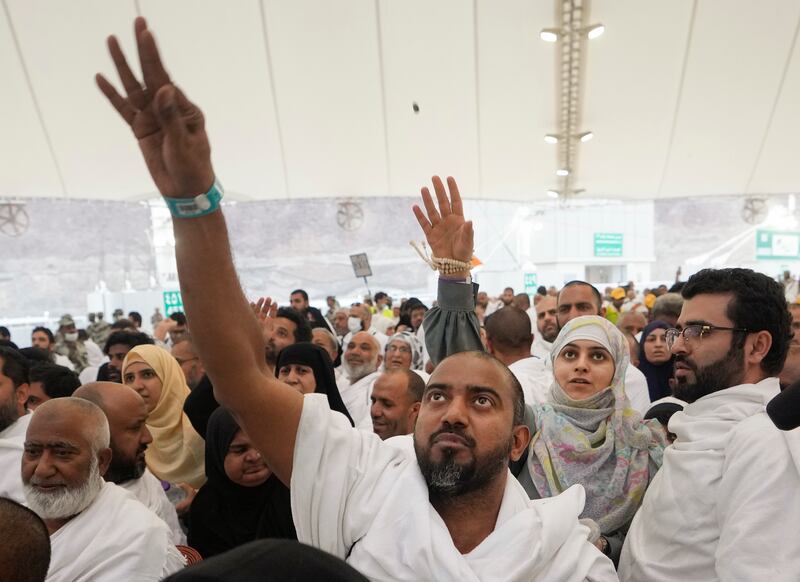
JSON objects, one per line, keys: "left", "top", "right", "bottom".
{"left": 756, "top": 229, "right": 800, "bottom": 260}
{"left": 594, "top": 233, "right": 623, "bottom": 257}
{"left": 524, "top": 273, "right": 538, "bottom": 294}
{"left": 163, "top": 290, "right": 184, "bottom": 316}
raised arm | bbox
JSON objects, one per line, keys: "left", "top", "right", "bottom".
{"left": 412, "top": 176, "right": 484, "bottom": 365}
{"left": 96, "top": 18, "right": 301, "bottom": 484}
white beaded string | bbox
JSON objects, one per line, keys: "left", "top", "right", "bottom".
{"left": 409, "top": 241, "right": 472, "bottom": 274}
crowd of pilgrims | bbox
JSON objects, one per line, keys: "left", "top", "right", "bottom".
{"left": 2, "top": 16, "right": 800, "bottom": 582}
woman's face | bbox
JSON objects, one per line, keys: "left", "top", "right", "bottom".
{"left": 385, "top": 339, "right": 412, "bottom": 370}
{"left": 223, "top": 430, "right": 271, "bottom": 487}
{"left": 643, "top": 328, "right": 671, "bottom": 364}
{"left": 123, "top": 361, "right": 163, "bottom": 413}
{"left": 554, "top": 339, "right": 615, "bottom": 400}
{"left": 278, "top": 364, "right": 317, "bottom": 394}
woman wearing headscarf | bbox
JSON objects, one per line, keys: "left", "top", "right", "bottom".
{"left": 188, "top": 408, "right": 296, "bottom": 558}
{"left": 637, "top": 320, "right": 675, "bottom": 402}
{"left": 523, "top": 315, "right": 667, "bottom": 564}
{"left": 275, "top": 343, "right": 354, "bottom": 427}
{"left": 122, "top": 344, "right": 206, "bottom": 489}
{"left": 383, "top": 331, "right": 429, "bottom": 382}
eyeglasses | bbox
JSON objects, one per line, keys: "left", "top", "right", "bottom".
{"left": 665, "top": 324, "right": 749, "bottom": 349}
{"left": 386, "top": 345, "right": 411, "bottom": 354}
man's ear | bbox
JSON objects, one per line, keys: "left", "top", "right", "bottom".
{"left": 376, "top": 354, "right": 383, "bottom": 368}
{"left": 409, "top": 402, "right": 421, "bottom": 428}
{"left": 510, "top": 424, "right": 531, "bottom": 462}
{"left": 97, "top": 447, "right": 113, "bottom": 477}
{"left": 746, "top": 330, "right": 772, "bottom": 368}
{"left": 15, "top": 383, "right": 30, "bottom": 415}
{"left": 600, "top": 306, "right": 607, "bottom": 318}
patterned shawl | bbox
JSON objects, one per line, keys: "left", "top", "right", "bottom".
{"left": 527, "top": 315, "right": 667, "bottom": 533}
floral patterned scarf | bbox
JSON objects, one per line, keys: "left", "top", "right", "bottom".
{"left": 527, "top": 315, "right": 667, "bottom": 533}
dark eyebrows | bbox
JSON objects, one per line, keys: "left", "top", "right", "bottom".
{"left": 423, "top": 383, "right": 503, "bottom": 401}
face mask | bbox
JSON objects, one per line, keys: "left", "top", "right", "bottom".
{"left": 347, "top": 317, "right": 363, "bottom": 333}
{"left": 64, "top": 332, "right": 79, "bottom": 342}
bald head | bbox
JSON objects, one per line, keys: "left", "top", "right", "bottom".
{"left": 483, "top": 307, "right": 533, "bottom": 365}
{"left": 74, "top": 383, "right": 151, "bottom": 484}
{"left": 618, "top": 311, "right": 647, "bottom": 336}
{"left": 0, "top": 498, "right": 50, "bottom": 582}
{"left": 29, "top": 397, "right": 109, "bottom": 453}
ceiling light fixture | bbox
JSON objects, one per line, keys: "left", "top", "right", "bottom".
{"left": 544, "top": 134, "right": 560, "bottom": 144}
{"left": 586, "top": 24, "right": 605, "bottom": 39}
{"left": 578, "top": 131, "right": 594, "bottom": 142}
{"left": 556, "top": 168, "right": 570, "bottom": 177}
{"left": 539, "top": 28, "right": 560, "bottom": 42}
{"left": 547, "top": 190, "right": 560, "bottom": 199}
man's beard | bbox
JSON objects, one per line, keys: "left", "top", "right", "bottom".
{"left": 415, "top": 427, "right": 510, "bottom": 498}
{"left": 104, "top": 444, "right": 147, "bottom": 484}
{"left": 344, "top": 358, "right": 377, "bottom": 383}
{"left": 0, "top": 396, "right": 19, "bottom": 433}
{"left": 673, "top": 342, "right": 745, "bottom": 403}
{"left": 24, "top": 455, "right": 104, "bottom": 520}
{"left": 539, "top": 323, "right": 558, "bottom": 344}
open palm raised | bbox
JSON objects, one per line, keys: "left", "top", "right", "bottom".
{"left": 412, "top": 176, "right": 474, "bottom": 269}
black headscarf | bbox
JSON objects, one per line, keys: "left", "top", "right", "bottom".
{"left": 187, "top": 408, "right": 296, "bottom": 559}
{"left": 275, "top": 343, "right": 354, "bottom": 426}
{"left": 165, "top": 539, "right": 369, "bottom": 582}
{"left": 637, "top": 321, "right": 675, "bottom": 402}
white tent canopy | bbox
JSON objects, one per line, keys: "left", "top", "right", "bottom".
{"left": 3, "top": 0, "right": 800, "bottom": 203}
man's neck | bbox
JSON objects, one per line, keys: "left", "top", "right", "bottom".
{"left": 494, "top": 350, "right": 532, "bottom": 367}
{"left": 44, "top": 515, "right": 77, "bottom": 535}
{"left": 430, "top": 474, "right": 507, "bottom": 554}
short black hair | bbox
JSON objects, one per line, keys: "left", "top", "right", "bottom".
{"left": 0, "top": 346, "right": 30, "bottom": 389}
{"left": 169, "top": 311, "right": 188, "bottom": 326}
{"left": 103, "top": 330, "right": 154, "bottom": 355}
{"left": 374, "top": 291, "right": 388, "bottom": 302}
{"left": 558, "top": 280, "right": 603, "bottom": 312}
{"left": 18, "top": 348, "right": 52, "bottom": 364}
{"left": 0, "top": 326, "right": 10, "bottom": 340}
{"left": 31, "top": 327, "right": 55, "bottom": 344}
{"left": 484, "top": 307, "right": 532, "bottom": 351}
{"left": 0, "top": 497, "right": 51, "bottom": 582}
{"left": 127, "top": 311, "right": 142, "bottom": 326}
{"left": 291, "top": 289, "right": 309, "bottom": 302}
{"left": 110, "top": 318, "right": 135, "bottom": 330}
{"left": 682, "top": 268, "right": 791, "bottom": 375}
{"left": 0, "top": 340, "right": 19, "bottom": 350}
{"left": 276, "top": 307, "right": 312, "bottom": 342}
{"left": 28, "top": 363, "right": 80, "bottom": 399}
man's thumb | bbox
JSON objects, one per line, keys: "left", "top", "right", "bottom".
{"left": 154, "top": 85, "right": 184, "bottom": 137}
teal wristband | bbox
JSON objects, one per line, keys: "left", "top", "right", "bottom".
{"left": 164, "top": 179, "right": 224, "bottom": 218}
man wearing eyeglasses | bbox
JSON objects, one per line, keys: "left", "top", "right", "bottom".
{"left": 619, "top": 268, "right": 800, "bottom": 582}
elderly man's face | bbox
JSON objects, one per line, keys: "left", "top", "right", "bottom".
{"left": 332, "top": 311, "right": 349, "bottom": 336}
{"left": 22, "top": 406, "right": 110, "bottom": 521}
{"left": 344, "top": 332, "right": 381, "bottom": 381}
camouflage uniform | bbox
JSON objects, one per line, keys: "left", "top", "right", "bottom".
{"left": 87, "top": 313, "right": 112, "bottom": 347}
{"left": 54, "top": 314, "right": 90, "bottom": 373}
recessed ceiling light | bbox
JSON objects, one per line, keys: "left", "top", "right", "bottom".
{"left": 547, "top": 190, "right": 560, "bottom": 198}
{"left": 578, "top": 131, "right": 594, "bottom": 142}
{"left": 556, "top": 169, "right": 570, "bottom": 177}
{"left": 544, "top": 134, "right": 560, "bottom": 144}
{"left": 540, "top": 29, "right": 560, "bottom": 42}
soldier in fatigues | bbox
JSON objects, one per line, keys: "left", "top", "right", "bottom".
{"left": 54, "top": 314, "right": 90, "bottom": 373}
{"left": 87, "top": 312, "right": 112, "bottom": 347}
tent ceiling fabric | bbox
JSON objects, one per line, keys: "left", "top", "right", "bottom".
{"left": 3, "top": 0, "right": 800, "bottom": 202}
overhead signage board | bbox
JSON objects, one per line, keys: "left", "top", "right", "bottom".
{"left": 524, "top": 273, "right": 538, "bottom": 294}
{"left": 349, "top": 253, "right": 373, "bottom": 278}
{"left": 594, "top": 233, "right": 623, "bottom": 257}
{"left": 756, "top": 229, "right": 800, "bottom": 260}
{"left": 163, "top": 290, "right": 184, "bottom": 316}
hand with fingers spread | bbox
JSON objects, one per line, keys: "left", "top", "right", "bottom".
{"left": 250, "top": 297, "right": 278, "bottom": 345}
{"left": 412, "top": 176, "right": 474, "bottom": 273}
{"left": 96, "top": 17, "right": 214, "bottom": 198}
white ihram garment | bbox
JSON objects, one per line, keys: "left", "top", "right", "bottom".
{"left": 0, "top": 413, "right": 31, "bottom": 504}
{"left": 337, "top": 370, "right": 380, "bottom": 431}
{"left": 119, "top": 468, "right": 186, "bottom": 545}
{"left": 508, "top": 357, "right": 551, "bottom": 405}
{"left": 291, "top": 394, "right": 617, "bottom": 582}
{"left": 619, "top": 378, "right": 800, "bottom": 582}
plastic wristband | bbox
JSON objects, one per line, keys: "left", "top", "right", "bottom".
{"left": 164, "top": 179, "right": 224, "bottom": 219}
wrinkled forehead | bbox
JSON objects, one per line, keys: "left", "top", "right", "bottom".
{"left": 677, "top": 293, "right": 734, "bottom": 326}
{"left": 427, "top": 354, "right": 512, "bottom": 400}
{"left": 27, "top": 413, "right": 91, "bottom": 449}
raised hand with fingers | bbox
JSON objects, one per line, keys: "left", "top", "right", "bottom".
{"left": 412, "top": 176, "right": 474, "bottom": 276}
{"left": 250, "top": 297, "right": 278, "bottom": 345}
{"left": 96, "top": 17, "right": 214, "bottom": 199}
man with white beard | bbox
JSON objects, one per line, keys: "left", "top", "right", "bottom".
{"left": 337, "top": 331, "right": 383, "bottom": 430}
{"left": 22, "top": 397, "right": 185, "bottom": 581}
{"left": 73, "top": 382, "right": 186, "bottom": 545}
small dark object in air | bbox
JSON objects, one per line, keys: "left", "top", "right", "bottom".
{"left": 412, "top": 102, "right": 420, "bottom": 113}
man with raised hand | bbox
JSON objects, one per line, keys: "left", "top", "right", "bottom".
{"left": 97, "top": 19, "right": 615, "bottom": 580}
